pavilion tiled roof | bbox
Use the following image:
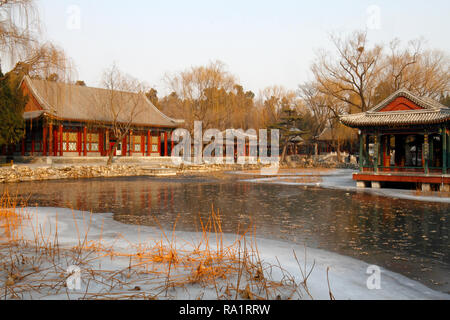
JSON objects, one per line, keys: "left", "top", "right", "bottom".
{"left": 22, "top": 76, "right": 184, "bottom": 128}
{"left": 340, "top": 89, "right": 450, "bottom": 128}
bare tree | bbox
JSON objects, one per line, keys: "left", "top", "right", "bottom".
{"left": 257, "top": 85, "right": 299, "bottom": 127}
{"left": 374, "top": 39, "right": 450, "bottom": 104}
{"left": 307, "top": 30, "right": 449, "bottom": 163}
{"left": 385, "top": 39, "right": 422, "bottom": 92}
{"left": 8, "top": 42, "right": 75, "bottom": 81}
{"left": 298, "top": 82, "right": 357, "bottom": 161}
{"left": 0, "top": 0, "right": 40, "bottom": 65}
{"left": 1, "top": 0, "right": 74, "bottom": 82}
{"left": 164, "top": 60, "right": 236, "bottom": 132}
{"left": 92, "top": 64, "right": 147, "bottom": 165}
{"left": 409, "top": 50, "right": 450, "bottom": 98}
{"left": 312, "top": 31, "right": 449, "bottom": 114}
{"left": 298, "top": 83, "right": 332, "bottom": 154}
{"left": 311, "top": 30, "right": 384, "bottom": 112}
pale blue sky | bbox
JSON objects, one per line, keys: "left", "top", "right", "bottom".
{"left": 37, "top": 0, "right": 450, "bottom": 95}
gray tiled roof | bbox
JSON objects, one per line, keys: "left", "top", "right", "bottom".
{"left": 22, "top": 76, "right": 184, "bottom": 128}
{"left": 340, "top": 89, "right": 450, "bottom": 128}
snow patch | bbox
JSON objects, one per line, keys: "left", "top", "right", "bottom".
{"left": 13, "top": 207, "right": 450, "bottom": 300}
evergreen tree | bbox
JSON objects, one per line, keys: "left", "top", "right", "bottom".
{"left": 0, "top": 67, "right": 28, "bottom": 146}
{"left": 269, "top": 104, "right": 306, "bottom": 163}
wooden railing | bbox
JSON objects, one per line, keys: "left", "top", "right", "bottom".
{"left": 362, "top": 166, "right": 446, "bottom": 174}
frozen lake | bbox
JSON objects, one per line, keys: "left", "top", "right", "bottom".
{"left": 2, "top": 171, "right": 449, "bottom": 294}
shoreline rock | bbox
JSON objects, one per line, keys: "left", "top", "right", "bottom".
{"left": 0, "top": 160, "right": 356, "bottom": 184}
{"left": 0, "top": 163, "right": 266, "bottom": 184}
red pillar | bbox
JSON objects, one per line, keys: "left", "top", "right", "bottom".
{"left": 54, "top": 128, "right": 58, "bottom": 156}
{"left": 43, "top": 125, "right": 47, "bottom": 156}
{"left": 130, "top": 131, "right": 133, "bottom": 156}
{"left": 77, "top": 130, "right": 81, "bottom": 156}
{"left": 141, "top": 135, "right": 145, "bottom": 156}
{"left": 48, "top": 123, "right": 53, "bottom": 156}
{"left": 105, "top": 129, "right": 109, "bottom": 157}
{"left": 122, "top": 135, "right": 127, "bottom": 157}
{"left": 31, "top": 132, "right": 35, "bottom": 156}
{"left": 52, "top": 127, "right": 55, "bottom": 156}
{"left": 52, "top": 126, "right": 56, "bottom": 156}
{"left": 98, "top": 130, "right": 102, "bottom": 156}
{"left": 382, "top": 135, "right": 388, "bottom": 171}
{"left": 147, "top": 130, "right": 151, "bottom": 157}
{"left": 59, "top": 125, "right": 63, "bottom": 157}
{"left": 157, "top": 132, "right": 161, "bottom": 156}
{"left": 83, "top": 126, "right": 87, "bottom": 157}
{"left": 164, "top": 132, "right": 168, "bottom": 157}
{"left": 101, "top": 130, "right": 105, "bottom": 156}
{"left": 171, "top": 131, "right": 174, "bottom": 157}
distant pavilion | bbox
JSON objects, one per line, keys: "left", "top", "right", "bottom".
{"left": 340, "top": 89, "right": 450, "bottom": 192}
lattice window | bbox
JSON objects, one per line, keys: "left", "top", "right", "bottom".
{"left": 68, "top": 132, "right": 78, "bottom": 141}
{"left": 90, "top": 133, "right": 99, "bottom": 142}
{"left": 68, "top": 142, "right": 77, "bottom": 151}
{"left": 91, "top": 143, "right": 99, "bottom": 152}
{"left": 87, "top": 133, "right": 100, "bottom": 152}
{"left": 64, "top": 131, "right": 79, "bottom": 152}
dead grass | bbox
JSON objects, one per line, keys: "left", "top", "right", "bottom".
{"left": 0, "top": 190, "right": 318, "bottom": 300}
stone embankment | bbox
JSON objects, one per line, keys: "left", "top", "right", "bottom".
{"left": 285, "top": 155, "right": 359, "bottom": 170}
{"left": 0, "top": 163, "right": 265, "bottom": 183}
{"left": 0, "top": 154, "right": 357, "bottom": 183}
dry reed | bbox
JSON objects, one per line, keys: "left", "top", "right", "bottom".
{"left": 0, "top": 190, "right": 320, "bottom": 300}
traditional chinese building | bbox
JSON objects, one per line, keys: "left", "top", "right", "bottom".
{"left": 340, "top": 89, "right": 450, "bottom": 192}
{"left": 1, "top": 76, "right": 184, "bottom": 158}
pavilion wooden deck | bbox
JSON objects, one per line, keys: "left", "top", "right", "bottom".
{"left": 354, "top": 172, "right": 450, "bottom": 192}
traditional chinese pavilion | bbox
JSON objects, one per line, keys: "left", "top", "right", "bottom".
{"left": 1, "top": 76, "right": 184, "bottom": 158}
{"left": 340, "top": 89, "right": 450, "bottom": 192}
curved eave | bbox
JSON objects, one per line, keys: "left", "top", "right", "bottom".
{"left": 23, "top": 110, "right": 44, "bottom": 120}
{"left": 24, "top": 112, "right": 181, "bottom": 129}
{"left": 340, "top": 109, "right": 450, "bottom": 128}
{"left": 23, "top": 76, "right": 55, "bottom": 112}
{"left": 141, "top": 94, "right": 185, "bottom": 126}
{"left": 340, "top": 117, "right": 450, "bottom": 129}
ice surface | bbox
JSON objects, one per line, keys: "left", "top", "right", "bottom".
{"left": 243, "top": 169, "right": 450, "bottom": 204}
{"left": 14, "top": 207, "right": 450, "bottom": 300}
